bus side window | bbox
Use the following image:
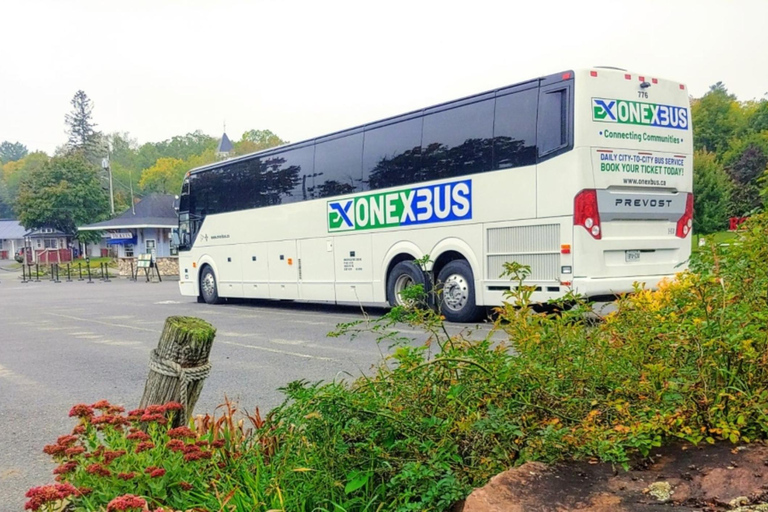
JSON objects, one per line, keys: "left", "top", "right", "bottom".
{"left": 536, "top": 83, "right": 573, "bottom": 160}
{"left": 313, "top": 132, "right": 363, "bottom": 198}
{"left": 421, "top": 98, "right": 494, "bottom": 180}
{"left": 362, "top": 117, "right": 423, "bottom": 191}
{"left": 493, "top": 87, "right": 538, "bottom": 169}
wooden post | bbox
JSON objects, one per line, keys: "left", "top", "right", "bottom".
{"left": 139, "top": 316, "right": 216, "bottom": 427}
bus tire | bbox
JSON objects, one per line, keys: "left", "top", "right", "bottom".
{"left": 199, "top": 266, "right": 222, "bottom": 304}
{"left": 437, "top": 260, "right": 483, "bottom": 323}
{"left": 387, "top": 261, "right": 429, "bottom": 308}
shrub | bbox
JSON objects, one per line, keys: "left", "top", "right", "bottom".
{"left": 32, "top": 214, "right": 768, "bottom": 511}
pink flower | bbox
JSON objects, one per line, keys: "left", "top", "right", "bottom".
{"left": 68, "top": 404, "right": 94, "bottom": 419}
{"left": 168, "top": 426, "right": 195, "bottom": 439}
{"left": 106, "top": 494, "right": 148, "bottom": 511}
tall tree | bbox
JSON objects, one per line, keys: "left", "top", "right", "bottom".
{"left": 0, "top": 141, "right": 28, "bottom": 164}
{"left": 139, "top": 157, "right": 187, "bottom": 194}
{"left": 15, "top": 154, "right": 109, "bottom": 233}
{"left": 65, "top": 90, "right": 102, "bottom": 159}
{"left": 691, "top": 83, "right": 744, "bottom": 157}
{"left": 693, "top": 150, "right": 732, "bottom": 234}
{"left": 234, "top": 129, "right": 286, "bottom": 156}
{"left": 727, "top": 143, "right": 768, "bottom": 215}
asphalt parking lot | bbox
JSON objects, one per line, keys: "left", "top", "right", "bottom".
{"left": 0, "top": 272, "right": 495, "bottom": 509}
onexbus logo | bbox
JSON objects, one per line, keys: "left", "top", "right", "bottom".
{"left": 592, "top": 98, "right": 689, "bottom": 130}
{"left": 327, "top": 179, "right": 472, "bottom": 232}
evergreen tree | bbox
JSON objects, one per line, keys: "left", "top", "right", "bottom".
{"left": 65, "top": 90, "right": 102, "bottom": 159}
{"left": 0, "top": 141, "right": 28, "bottom": 164}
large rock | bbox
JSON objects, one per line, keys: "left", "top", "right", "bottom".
{"left": 460, "top": 443, "right": 768, "bottom": 511}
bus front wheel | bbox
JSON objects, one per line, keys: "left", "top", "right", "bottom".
{"left": 437, "top": 260, "right": 483, "bottom": 323}
{"left": 387, "top": 261, "right": 429, "bottom": 307}
{"left": 200, "top": 266, "right": 222, "bottom": 304}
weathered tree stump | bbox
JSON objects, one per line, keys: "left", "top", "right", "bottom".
{"left": 139, "top": 316, "right": 216, "bottom": 427}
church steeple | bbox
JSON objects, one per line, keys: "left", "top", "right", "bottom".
{"left": 216, "top": 123, "right": 234, "bottom": 159}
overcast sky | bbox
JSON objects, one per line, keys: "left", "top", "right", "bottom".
{"left": 1, "top": 0, "right": 766, "bottom": 155}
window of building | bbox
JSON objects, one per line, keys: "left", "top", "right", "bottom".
{"left": 125, "top": 244, "right": 134, "bottom": 257}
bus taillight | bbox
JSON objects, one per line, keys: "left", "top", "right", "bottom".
{"left": 676, "top": 193, "right": 694, "bottom": 238}
{"left": 574, "top": 189, "right": 601, "bottom": 240}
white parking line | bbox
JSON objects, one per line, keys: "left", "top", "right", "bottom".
{"left": 218, "top": 340, "right": 339, "bottom": 362}
{"left": 44, "top": 312, "right": 157, "bottom": 333}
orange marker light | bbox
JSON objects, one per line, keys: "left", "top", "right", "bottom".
{"left": 287, "top": 258, "right": 293, "bottom": 265}
{"left": 561, "top": 244, "right": 571, "bottom": 254}
{"left": 561, "top": 281, "right": 572, "bottom": 286}
{"left": 192, "top": 262, "right": 197, "bottom": 268}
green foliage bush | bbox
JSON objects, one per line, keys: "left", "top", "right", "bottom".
{"left": 33, "top": 215, "right": 768, "bottom": 511}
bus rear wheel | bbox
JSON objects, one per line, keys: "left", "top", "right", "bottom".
{"left": 437, "top": 260, "right": 483, "bottom": 323}
{"left": 200, "top": 266, "right": 222, "bottom": 304}
{"left": 387, "top": 261, "right": 429, "bottom": 307}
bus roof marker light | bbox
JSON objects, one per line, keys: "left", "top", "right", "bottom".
{"left": 590, "top": 71, "right": 598, "bottom": 77}
{"left": 679, "top": 84, "right": 686, "bottom": 90}
{"left": 624, "top": 74, "right": 632, "bottom": 80}
{"left": 652, "top": 78, "right": 658, "bottom": 84}
{"left": 562, "top": 72, "right": 572, "bottom": 80}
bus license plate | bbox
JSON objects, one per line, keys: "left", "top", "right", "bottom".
{"left": 625, "top": 250, "right": 640, "bottom": 262}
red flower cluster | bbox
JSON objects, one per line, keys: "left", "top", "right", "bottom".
{"left": 147, "top": 467, "right": 166, "bottom": 478}
{"left": 53, "top": 461, "right": 77, "bottom": 475}
{"left": 106, "top": 494, "right": 147, "bottom": 511}
{"left": 65, "top": 446, "right": 86, "bottom": 457}
{"left": 183, "top": 449, "right": 212, "bottom": 462}
{"left": 72, "top": 424, "right": 86, "bottom": 435}
{"left": 126, "top": 431, "right": 151, "bottom": 442}
{"left": 178, "top": 481, "right": 193, "bottom": 491}
{"left": 56, "top": 435, "right": 78, "bottom": 447}
{"left": 103, "top": 449, "right": 127, "bottom": 464}
{"left": 91, "top": 399, "right": 112, "bottom": 410}
{"left": 166, "top": 439, "right": 185, "bottom": 452}
{"left": 168, "top": 426, "right": 195, "bottom": 439}
{"left": 68, "top": 404, "right": 94, "bottom": 419}
{"left": 135, "top": 441, "right": 155, "bottom": 453}
{"left": 43, "top": 444, "right": 66, "bottom": 456}
{"left": 163, "top": 401, "right": 183, "bottom": 412}
{"left": 139, "top": 413, "right": 167, "bottom": 424}
{"left": 211, "top": 439, "right": 225, "bottom": 449}
{"left": 85, "top": 463, "right": 111, "bottom": 477}
{"left": 117, "top": 472, "right": 137, "bottom": 481}
{"left": 24, "top": 483, "right": 77, "bottom": 511}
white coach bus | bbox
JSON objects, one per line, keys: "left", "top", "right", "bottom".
{"left": 177, "top": 68, "right": 693, "bottom": 322}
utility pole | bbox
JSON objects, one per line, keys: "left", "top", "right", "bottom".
{"left": 102, "top": 156, "right": 115, "bottom": 216}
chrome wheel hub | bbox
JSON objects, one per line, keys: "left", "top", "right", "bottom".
{"left": 202, "top": 273, "right": 215, "bottom": 297}
{"left": 442, "top": 274, "right": 469, "bottom": 311}
{"left": 393, "top": 274, "right": 415, "bottom": 306}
